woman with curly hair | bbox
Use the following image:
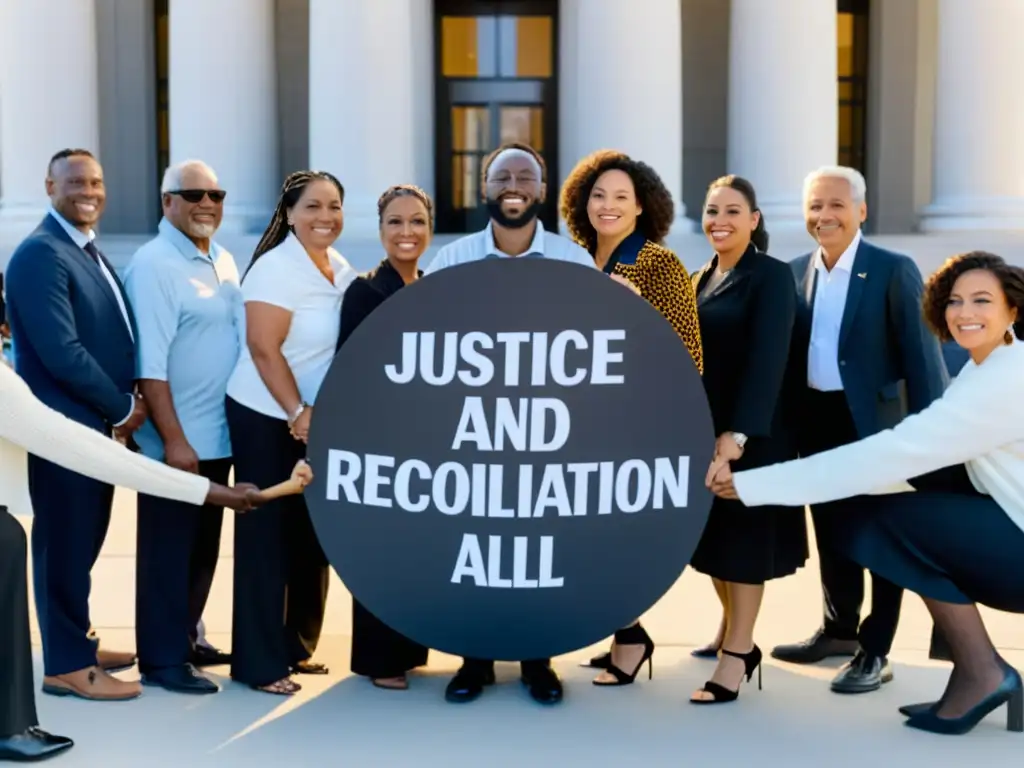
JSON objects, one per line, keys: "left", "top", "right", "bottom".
{"left": 711, "top": 251, "right": 1024, "bottom": 735}
{"left": 337, "top": 184, "right": 434, "bottom": 690}
{"left": 560, "top": 150, "right": 703, "bottom": 687}
{"left": 685, "top": 175, "right": 807, "bottom": 704}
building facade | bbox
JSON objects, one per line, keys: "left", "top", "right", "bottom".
{"left": 0, "top": 0, "right": 1021, "bottom": 241}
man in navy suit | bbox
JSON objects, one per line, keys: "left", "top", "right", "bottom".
{"left": 4, "top": 149, "right": 148, "bottom": 702}
{"left": 770, "top": 166, "right": 948, "bottom": 694}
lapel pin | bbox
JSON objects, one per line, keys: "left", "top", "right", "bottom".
{"left": 857, "top": 272, "right": 867, "bottom": 279}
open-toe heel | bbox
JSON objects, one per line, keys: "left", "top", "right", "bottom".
{"left": 690, "top": 645, "right": 763, "bottom": 705}
{"left": 592, "top": 625, "right": 655, "bottom": 687}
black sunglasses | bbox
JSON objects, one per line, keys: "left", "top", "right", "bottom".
{"left": 168, "top": 189, "right": 227, "bottom": 204}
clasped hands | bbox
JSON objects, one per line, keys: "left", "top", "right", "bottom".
{"left": 705, "top": 433, "right": 741, "bottom": 500}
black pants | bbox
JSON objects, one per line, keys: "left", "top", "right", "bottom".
{"left": 27, "top": 451, "right": 113, "bottom": 675}
{"left": 135, "top": 458, "right": 231, "bottom": 673}
{"left": 225, "top": 397, "right": 329, "bottom": 687}
{"left": 461, "top": 658, "right": 551, "bottom": 678}
{"left": 0, "top": 508, "right": 36, "bottom": 737}
{"left": 801, "top": 389, "right": 903, "bottom": 657}
{"left": 351, "top": 599, "right": 429, "bottom": 679}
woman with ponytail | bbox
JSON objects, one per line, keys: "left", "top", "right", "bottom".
{"left": 225, "top": 170, "right": 357, "bottom": 695}
{"left": 684, "top": 174, "right": 807, "bottom": 704}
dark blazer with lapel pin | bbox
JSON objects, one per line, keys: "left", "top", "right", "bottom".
{"left": 4, "top": 213, "right": 137, "bottom": 432}
{"left": 692, "top": 245, "right": 799, "bottom": 468}
{"left": 789, "top": 236, "right": 947, "bottom": 441}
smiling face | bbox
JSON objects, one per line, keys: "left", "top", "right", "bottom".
{"left": 587, "top": 168, "right": 641, "bottom": 242}
{"left": 47, "top": 154, "right": 106, "bottom": 231}
{"left": 163, "top": 164, "right": 223, "bottom": 241}
{"left": 484, "top": 148, "right": 545, "bottom": 228}
{"left": 289, "top": 179, "right": 344, "bottom": 251}
{"left": 804, "top": 175, "right": 866, "bottom": 254}
{"left": 702, "top": 185, "right": 758, "bottom": 254}
{"left": 945, "top": 268, "right": 1018, "bottom": 359}
{"left": 380, "top": 193, "right": 431, "bottom": 264}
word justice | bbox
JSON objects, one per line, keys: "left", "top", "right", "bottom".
{"left": 383, "top": 329, "right": 627, "bottom": 387}
{"left": 324, "top": 449, "right": 691, "bottom": 517}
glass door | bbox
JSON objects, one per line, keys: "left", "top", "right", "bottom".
{"left": 435, "top": 1, "right": 559, "bottom": 233}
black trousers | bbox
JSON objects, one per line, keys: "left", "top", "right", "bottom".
{"left": 801, "top": 389, "right": 903, "bottom": 657}
{"left": 27, "top": 451, "right": 113, "bottom": 676}
{"left": 0, "top": 508, "right": 36, "bottom": 737}
{"left": 135, "top": 458, "right": 231, "bottom": 673}
{"left": 462, "top": 658, "right": 551, "bottom": 678}
{"left": 225, "top": 397, "right": 329, "bottom": 687}
{"left": 350, "top": 599, "right": 429, "bottom": 679}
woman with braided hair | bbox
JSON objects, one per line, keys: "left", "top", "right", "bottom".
{"left": 225, "top": 170, "right": 358, "bottom": 695}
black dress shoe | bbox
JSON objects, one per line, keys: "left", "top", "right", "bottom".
{"left": 0, "top": 727, "right": 74, "bottom": 762}
{"left": 189, "top": 645, "right": 231, "bottom": 667}
{"left": 770, "top": 629, "right": 860, "bottom": 665}
{"left": 142, "top": 663, "right": 221, "bottom": 694}
{"left": 521, "top": 665, "right": 563, "bottom": 704}
{"left": 444, "top": 666, "right": 495, "bottom": 703}
{"left": 830, "top": 652, "right": 893, "bottom": 694}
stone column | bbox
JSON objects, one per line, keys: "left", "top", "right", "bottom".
{"left": 727, "top": 0, "right": 837, "bottom": 230}
{"left": 919, "top": 0, "right": 1024, "bottom": 231}
{"left": 560, "top": 0, "right": 692, "bottom": 231}
{"left": 0, "top": 0, "right": 100, "bottom": 241}
{"left": 308, "top": 0, "right": 432, "bottom": 240}
{"left": 167, "top": 0, "right": 278, "bottom": 234}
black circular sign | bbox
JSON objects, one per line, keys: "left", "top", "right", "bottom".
{"left": 307, "top": 257, "right": 714, "bottom": 661}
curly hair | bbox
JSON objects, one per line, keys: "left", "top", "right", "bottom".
{"left": 377, "top": 184, "right": 435, "bottom": 231}
{"left": 559, "top": 149, "right": 674, "bottom": 254}
{"left": 922, "top": 251, "right": 1024, "bottom": 343}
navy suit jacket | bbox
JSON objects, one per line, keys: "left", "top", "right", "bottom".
{"left": 790, "top": 237, "right": 948, "bottom": 442}
{"left": 4, "top": 214, "right": 137, "bottom": 432}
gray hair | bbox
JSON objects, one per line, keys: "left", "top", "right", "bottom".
{"left": 803, "top": 165, "right": 867, "bottom": 204}
{"left": 161, "top": 159, "right": 218, "bottom": 194}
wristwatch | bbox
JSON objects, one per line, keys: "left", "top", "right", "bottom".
{"left": 288, "top": 402, "right": 310, "bottom": 427}
{"left": 730, "top": 432, "right": 748, "bottom": 449}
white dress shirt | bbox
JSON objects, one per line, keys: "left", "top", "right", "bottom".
{"left": 735, "top": 339, "right": 1024, "bottom": 536}
{"left": 424, "top": 220, "right": 595, "bottom": 273}
{"left": 807, "top": 229, "right": 862, "bottom": 391}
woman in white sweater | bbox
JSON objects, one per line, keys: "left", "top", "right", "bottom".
{"left": 709, "top": 251, "right": 1024, "bottom": 737}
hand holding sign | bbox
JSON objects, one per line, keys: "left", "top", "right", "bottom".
{"left": 306, "top": 259, "right": 714, "bottom": 661}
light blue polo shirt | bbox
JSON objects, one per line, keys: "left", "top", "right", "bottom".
{"left": 123, "top": 218, "right": 243, "bottom": 461}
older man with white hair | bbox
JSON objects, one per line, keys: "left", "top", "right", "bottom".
{"left": 768, "top": 165, "right": 948, "bottom": 695}
{"left": 122, "top": 160, "right": 241, "bottom": 694}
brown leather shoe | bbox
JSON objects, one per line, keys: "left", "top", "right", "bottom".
{"left": 42, "top": 666, "right": 142, "bottom": 701}
{"left": 97, "top": 648, "right": 137, "bottom": 672}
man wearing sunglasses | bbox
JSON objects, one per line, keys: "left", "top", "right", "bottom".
{"left": 122, "top": 159, "right": 240, "bottom": 694}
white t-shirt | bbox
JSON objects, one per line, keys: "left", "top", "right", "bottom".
{"left": 226, "top": 233, "right": 357, "bottom": 420}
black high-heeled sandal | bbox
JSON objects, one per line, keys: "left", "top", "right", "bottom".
{"left": 592, "top": 625, "right": 655, "bottom": 686}
{"left": 690, "top": 645, "right": 763, "bottom": 704}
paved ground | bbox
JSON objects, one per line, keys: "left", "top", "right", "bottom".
{"left": 7, "top": 227, "right": 1024, "bottom": 764}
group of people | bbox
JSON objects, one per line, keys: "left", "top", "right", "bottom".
{"left": 0, "top": 139, "right": 1022, "bottom": 762}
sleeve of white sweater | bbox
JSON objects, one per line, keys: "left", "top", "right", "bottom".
{"left": 733, "top": 344, "right": 1023, "bottom": 508}
{"left": 0, "top": 364, "right": 210, "bottom": 505}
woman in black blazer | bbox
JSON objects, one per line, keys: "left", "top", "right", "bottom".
{"left": 687, "top": 175, "right": 807, "bottom": 704}
{"left": 336, "top": 185, "right": 433, "bottom": 689}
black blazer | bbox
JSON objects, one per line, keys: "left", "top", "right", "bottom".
{"left": 789, "top": 237, "right": 948, "bottom": 441}
{"left": 4, "top": 214, "right": 137, "bottom": 431}
{"left": 692, "top": 246, "right": 799, "bottom": 468}
{"left": 337, "top": 259, "right": 420, "bottom": 351}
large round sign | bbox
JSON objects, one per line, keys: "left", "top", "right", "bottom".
{"left": 307, "top": 257, "right": 714, "bottom": 661}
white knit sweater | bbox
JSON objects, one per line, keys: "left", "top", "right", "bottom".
{"left": 0, "top": 362, "right": 210, "bottom": 515}
{"left": 734, "top": 339, "right": 1024, "bottom": 535}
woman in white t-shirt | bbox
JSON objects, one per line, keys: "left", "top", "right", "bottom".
{"left": 225, "top": 170, "right": 356, "bottom": 696}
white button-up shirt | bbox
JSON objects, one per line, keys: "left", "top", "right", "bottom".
{"left": 424, "top": 220, "right": 595, "bottom": 273}
{"left": 807, "top": 229, "right": 862, "bottom": 392}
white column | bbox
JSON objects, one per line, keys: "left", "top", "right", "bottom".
{"left": 919, "top": 0, "right": 1024, "bottom": 231}
{"left": 0, "top": 0, "right": 100, "bottom": 240}
{"left": 560, "top": 0, "right": 692, "bottom": 231}
{"left": 168, "top": 0, "right": 277, "bottom": 234}
{"left": 308, "top": 0, "right": 431, "bottom": 240}
{"left": 727, "top": 0, "right": 837, "bottom": 230}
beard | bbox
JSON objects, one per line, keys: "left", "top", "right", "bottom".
{"left": 486, "top": 198, "right": 543, "bottom": 229}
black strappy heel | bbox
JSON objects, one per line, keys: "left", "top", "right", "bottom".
{"left": 690, "top": 645, "right": 763, "bottom": 704}
{"left": 592, "top": 624, "right": 655, "bottom": 686}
